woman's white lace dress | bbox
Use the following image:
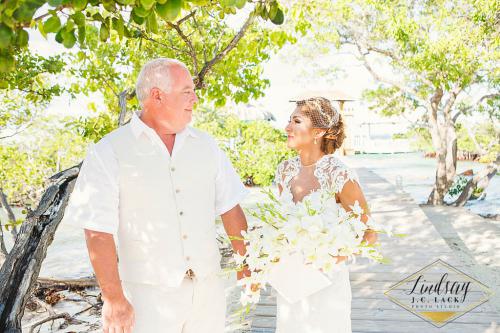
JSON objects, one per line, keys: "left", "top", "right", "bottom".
{"left": 274, "top": 154, "right": 360, "bottom": 333}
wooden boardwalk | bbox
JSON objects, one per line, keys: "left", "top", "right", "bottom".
{"left": 238, "top": 167, "right": 500, "bottom": 333}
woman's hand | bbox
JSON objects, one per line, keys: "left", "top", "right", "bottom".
{"left": 333, "top": 255, "right": 348, "bottom": 264}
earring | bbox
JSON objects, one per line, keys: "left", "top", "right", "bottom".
{"left": 314, "top": 138, "right": 317, "bottom": 145}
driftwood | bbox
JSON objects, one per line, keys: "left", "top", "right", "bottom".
{"left": 0, "top": 188, "right": 18, "bottom": 242}
{"left": 27, "top": 312, "right": 73, "bottom": 333}
{"left": 450, "top": 162, "right": 498, "bottom": 207}
{"left": 36, "top": 277, "right": 98, "bottom": 290}
{"left": 0, "top": 164, "right": 81, "bottom": 333}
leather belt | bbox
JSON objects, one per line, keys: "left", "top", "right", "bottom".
{"left": 186, "top": 269, "right": 195, "bottom": 279}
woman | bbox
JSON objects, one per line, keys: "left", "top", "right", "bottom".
{"left": 274, "top": 97, "right": 378, "bottom": 333}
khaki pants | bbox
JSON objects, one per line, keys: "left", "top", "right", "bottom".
{"left": 122, "top": 273, "right": 226, "bottom": 333}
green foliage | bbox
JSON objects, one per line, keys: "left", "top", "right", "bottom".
{"left": 67, "top": 7, "right": 294, "bottom": 115}
{"left": 447, "top": 175, "right": 469, "bottom": 196}
{"left": 404, "top": 127, "right": 434, "bottom": 152}
{"left": 194, "top": 107, "right": 295, "bottom": 186}
{"left": 0, "top": 0, "right": 286, "bottom": 72}
{"left": 69, "top": 111, "right": 118, "bottom": 142}
{"left": 0, "top": 116, "right": 88, "bottom": 205}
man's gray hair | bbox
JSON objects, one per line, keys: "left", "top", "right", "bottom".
{"left": 135, "top": 58, "right": 189, "bottom": 106}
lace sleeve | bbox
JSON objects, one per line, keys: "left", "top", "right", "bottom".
{"left": 333, "top": 166, "right": 360, "bottom": 194}
{"left": 315, "top": 155, "right": 361, "bottom": 193}
{"left": 274, "top": 160, "right": 287, "bottom": 188}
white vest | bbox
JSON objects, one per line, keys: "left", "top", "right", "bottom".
{"left": 107, "top": 124, "right": 220, "bottom": 287}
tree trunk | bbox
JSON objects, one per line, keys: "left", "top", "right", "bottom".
{"left": 0, "top": 165, "right": 80, "bottom": 333}
{"left": 445, "top": 124, "right": 458, "bottom": 188}
{"left": 427, "top": 119, "right": 458, "bottom": 205}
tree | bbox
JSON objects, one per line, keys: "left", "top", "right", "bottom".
{"left": 0, "top": 51, "right": 66, "bottom": 139}
{"left": 289, "top": 0, "right": 499, "bottom": 204}
{"left": 0, "top": 0, "right": 285, "bottom": 72}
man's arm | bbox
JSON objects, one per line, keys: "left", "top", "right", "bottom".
{"left": 84, "top": 229, "right": 124, "bottom": 301}
{"left": 84, "top": 229, "right": 135, "bottom": 333}
{"left": 221, "top": 204, "right": 250, "bottom": 279}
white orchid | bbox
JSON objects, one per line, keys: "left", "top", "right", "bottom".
{"left": 233, "top": 189, "right": 391, "bottom": 307}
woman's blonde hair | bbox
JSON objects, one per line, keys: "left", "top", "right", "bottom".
{"left": 295, "top": 97, "right": 345, "bottom": 154}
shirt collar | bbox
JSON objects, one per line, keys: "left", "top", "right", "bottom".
{"left": 130, "top": 111, "right": 198, "bottom": 139}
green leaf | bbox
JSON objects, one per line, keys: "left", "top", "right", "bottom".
{"left": 99, "top": 24, "right": 109, "bottom": 41}
{"left": 48, "top": 0, "right": 63, "bottom": 6}
{"left": 13, "top": 0, "right": 44, "bottom": 22}
{"left": 15, "top": 29, "right": 29, "bottom": 47}
{"left": 0, "top": 54, "right": 15, "bottom": 73}
{"left": 62, "top": 29, "right": 77, "bottom": 48}
{"left": 112, "top": 17, "right": 124, "bottom": 39}
{"left": 132, "top": 5, "right": 151, "bottom": 18}
{"left": 72, "top": 0, "right": 88, "bottom": 11}
{"left": 0, "top": 24, "right": 14, "bottom": 48}
{"left": 159, "top": 0, "right": 182, "bottom": 22}
{"left": 55, "top": 29, "right": 63, "bottom": 43}
{"left": 77, "top": 25, "right": 86, "bottom": 44}
{"left": 270, "top": 7, "right": 283, "bottom": 25}
{"left": 268, "top": 2, "right": 278, "bottom": 19}
{"left": 37, "top": 20, "right": 47, "bottom": 39}
{"left": 146, "top": 12, "right": 158, "bottom": 33}
{"left": 43, "top": 16, "right": 61, "bottom": 33}
{"left": 234, "top": 0, "right": 245, "bottom": 9}
{"left": 131, "top": 9, "right": 146, "bottom": 24}
{"left": 140, "top": 0, "right": 156, "bottom": 10}
{"left": 72, "top": 12, "right": 86, "bottom": 26}
{"left": 102, "top": 0, "right": 115, "bottom": 11}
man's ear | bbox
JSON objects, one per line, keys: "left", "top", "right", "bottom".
{"left": 149, "top": 87, "right": 162, "bottom": 103}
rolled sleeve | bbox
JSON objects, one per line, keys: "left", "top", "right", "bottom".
{"left": 63, "top": 140, "right": 119, "bottom": 235}
{"left": 214, "top": 146, "right": 249, "bottom": 216}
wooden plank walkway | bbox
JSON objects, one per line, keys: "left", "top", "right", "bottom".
{"left": 237, "top": 167, "right": 500, "bottom": 333}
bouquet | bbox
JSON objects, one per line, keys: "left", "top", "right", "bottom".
{"left": 232, "top": 187, "right": 394, "bottom": 307}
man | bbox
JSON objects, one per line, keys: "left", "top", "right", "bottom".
{"left": 63, "top": 58, "right": 250, "bottom": 332}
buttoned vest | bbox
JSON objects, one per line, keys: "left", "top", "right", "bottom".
{"left": 106, "top": 124, "right": 220, "bottom": 287}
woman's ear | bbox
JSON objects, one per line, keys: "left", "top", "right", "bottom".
{"left": 314, "top": 129, "right": 327, "bottom": 139}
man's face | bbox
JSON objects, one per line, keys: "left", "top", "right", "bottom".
{"left": 151, "top": 65, "right": 199, "bottom": 132}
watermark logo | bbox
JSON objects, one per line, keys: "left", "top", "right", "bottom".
{"left": 384, "top": 259, "right": 493, "bottom": 328}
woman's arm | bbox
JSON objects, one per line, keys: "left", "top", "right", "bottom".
{"left": 338, "top": 179, "right": 378, "bottom": 244}
{"left": 332, "top": 179, "right": 378, "bottom": 263}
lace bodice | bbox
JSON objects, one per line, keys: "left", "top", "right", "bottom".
{"left": 275, "top": 154, "right": 360, "bottom": 200}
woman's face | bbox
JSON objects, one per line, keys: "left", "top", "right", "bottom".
{"left": 285, "top": 107, "right": 317, "bottom": 150}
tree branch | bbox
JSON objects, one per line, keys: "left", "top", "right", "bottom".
{"left": 354, "top": 41, "right": 427, "bottom": 107}
{"left": 195, "top": 12, "right": 256, "bottom": 89}
{"left": 176, "top": 10, "right": 196, "bottom": 26}
{"left": 451, "top": 91, "right": 499, "bottom": 122}
{"left": 443, "top": 85, "right": 462, "bottom": 124}
{"left": 168, "top": 21, "right": 199, "bottom": 74}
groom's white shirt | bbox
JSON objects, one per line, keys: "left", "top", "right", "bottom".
{"left": 64, "top": 111, "right": 248, "bottom": 287}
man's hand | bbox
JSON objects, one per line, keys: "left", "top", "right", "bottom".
{"left": 221, "top": 204, "right": 249, "bottom": 279}
{"left": 237, "top": 264, "right": 251, "bottom": 280}
{"left": 102, "top": 294, "right": 135, "bottom": 333}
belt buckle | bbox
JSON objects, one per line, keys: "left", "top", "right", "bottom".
{"left": 186, "top": 269, "right": 195, "bottom": 279}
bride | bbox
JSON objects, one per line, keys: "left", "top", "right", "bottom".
{"left": 273, "top": 96, "right": 378, "bottom": 333}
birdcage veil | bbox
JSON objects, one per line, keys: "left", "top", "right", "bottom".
{"left": 290, "top": 97, "right": 341, "bottom": 138}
